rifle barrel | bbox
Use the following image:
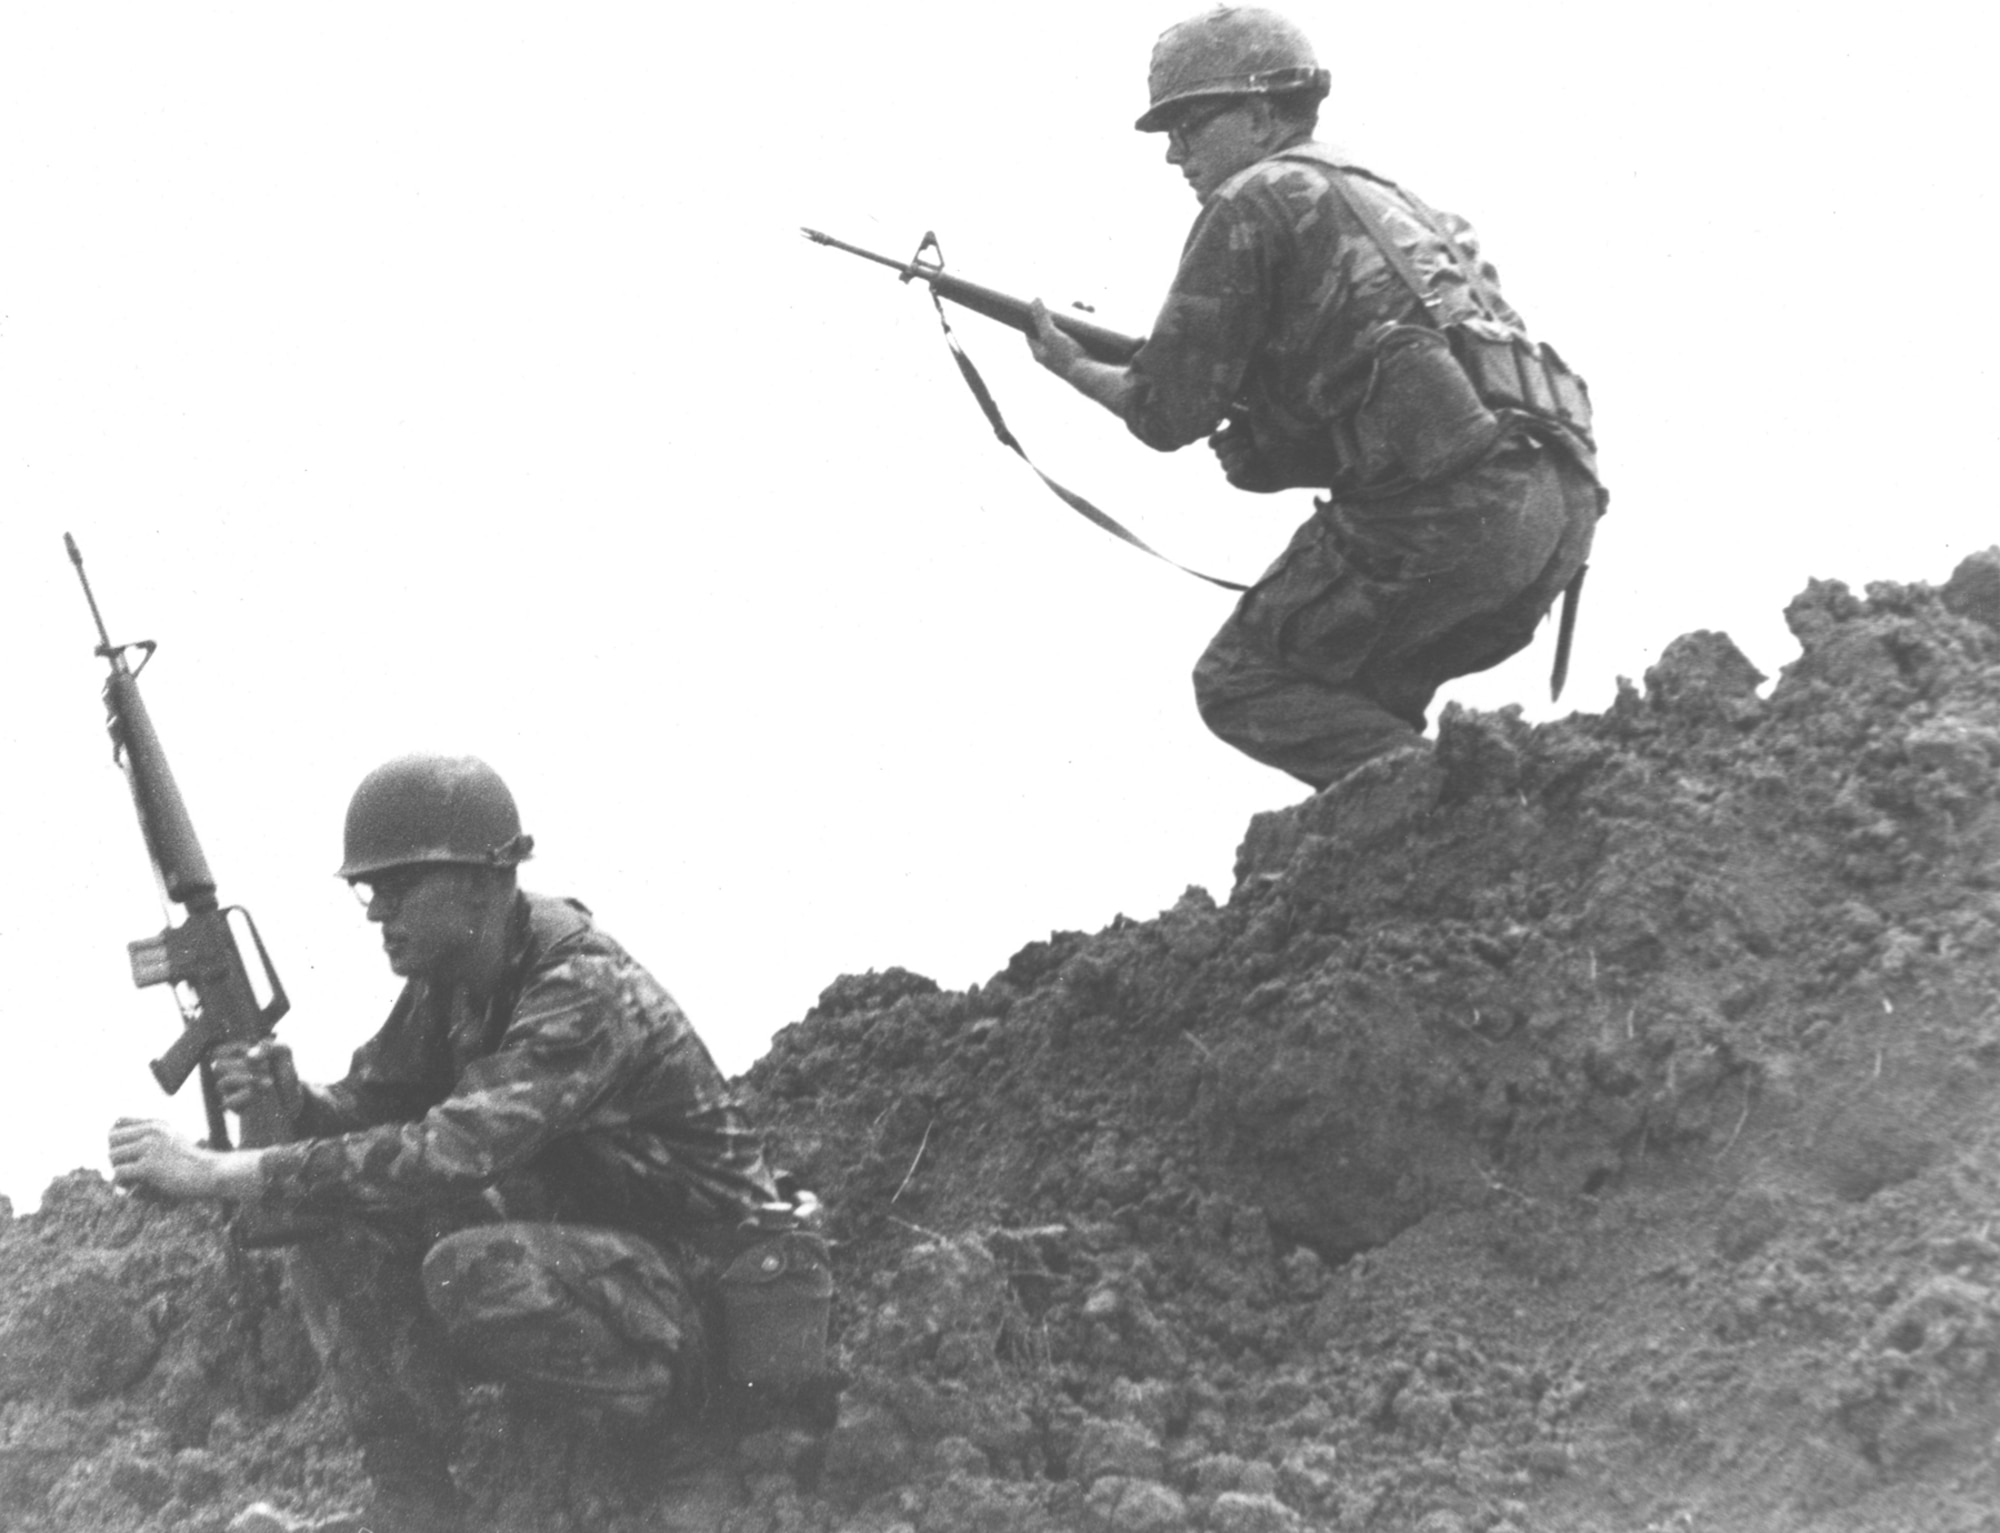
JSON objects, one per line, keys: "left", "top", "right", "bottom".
{"left": 800, "top": 227, "right": 917, "bottom": 277}
{"left": 65, "top": 533, "right": 118, "bottom": 655}
{"left": 66, "top": 538, "right": 218, "bottom": 907}
{"left": 802, "top": 227, "right": 1145, "bottom": 366}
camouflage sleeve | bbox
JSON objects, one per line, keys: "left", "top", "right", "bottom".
{"left": 255, "top": 957, "right": 640, "bottom": 1217}
{"left": 1120, "top": 175, "right": 1287, "bottom": 452}
{"left": 293, "top": 1085, "right": 370, "bottom": 1138}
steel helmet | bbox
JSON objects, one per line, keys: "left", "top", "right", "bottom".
{"left": 1135, "top": 6, "right": 1331, "bottom": 132}
{"left": 337, "top": 754, "right": 535, "bottom": 879}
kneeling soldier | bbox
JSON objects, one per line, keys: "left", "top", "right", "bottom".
{"left": 110, "top": 754, "right": 808, "bottom": 1532}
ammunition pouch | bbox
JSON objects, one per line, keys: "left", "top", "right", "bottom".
{"left": 1449, "top": 322, "right": 1594, "bottom": 446}
{"left": 717, "top": 1228, "right": 834, "bottom": 1397}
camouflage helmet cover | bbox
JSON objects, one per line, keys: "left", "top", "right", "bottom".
{"left": 1135, "top": 6, "right": 1331, "bottom": 132}
{"left": 338, "top": 753, "right": 535, "bottom": 878}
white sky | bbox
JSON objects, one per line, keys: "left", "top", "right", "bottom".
{"left": 2, "top": 3, "right": 1993, "bottom": 1210}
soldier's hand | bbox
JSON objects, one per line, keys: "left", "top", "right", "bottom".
{"left": 1210, "top": 418, "right": 1324, "bottom": 493}
{"left": 109, "top": 1117, "right": 224, "bottom": 1201}
{"left": 1209, "top": 419, "right": 1266, "bottom": 488}
{"left": 1025, "top": 299, "right": 1086, "bottom": 378}
{"left": 212, "top": 1040, "right": 304, "bottom": 1128}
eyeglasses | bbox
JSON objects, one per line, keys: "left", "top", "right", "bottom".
{"left": 349, "top": 866, "right": 435, "bottom": 910}
{"left": 1167, "top": 100, "right": 1242, "bottom": 151}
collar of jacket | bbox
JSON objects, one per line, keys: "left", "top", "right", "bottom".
{"left": 496, "top": 891, "right": 595, "bottom": 988}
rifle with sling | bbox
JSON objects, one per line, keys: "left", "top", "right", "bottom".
{"left": 65, "top": 534, "right": 311, "bottom": 1246}
{"left": 801, "top": 227, "right": 1144, "bottom": 363}
{"left": 801, "top": 227, "right": 1248, "bottom": 592}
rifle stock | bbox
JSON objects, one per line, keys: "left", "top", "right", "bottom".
{"left": 66, "top": 534, "right": 312, "bottom": 1245}
{"left": 801, "top": 227, "right": 1144, "bottom": 365}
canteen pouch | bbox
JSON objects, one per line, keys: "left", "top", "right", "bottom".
{"left": 1353, "top": 324, "right": 1505, "bottom": 485}
{"left": 1346, "top": 322, "right": 1599, "bottom": 491}
{"left": 719, "top": 1230, "right": 834, "bottom": 1393}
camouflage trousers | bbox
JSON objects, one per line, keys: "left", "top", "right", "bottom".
{"left": 1193, "top": 437, "right": 1600, "bottom": 789}
{"left": 284, "top": 1209, "right": 705, "bottom": 1456}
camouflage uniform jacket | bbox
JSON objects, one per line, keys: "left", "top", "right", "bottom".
{"left": 256, "top": 892, "right": 779, "bottom": 1243}
{"left": 1121, "top": 138, "right": 1526, "bottom": 480}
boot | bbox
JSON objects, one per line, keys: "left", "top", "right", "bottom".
{"left": 1304, "top": 739, "right": 1440, "bottom": 839}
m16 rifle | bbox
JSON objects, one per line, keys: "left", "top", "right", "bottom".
{"left": 66, "top": 534, "right": 302, "bottom": 1241}
{"left": 799, "top": 228, "right": 1249, "bottom": 591}
{"left": 800, "top": 227, "right": 1144, "bottom": 363}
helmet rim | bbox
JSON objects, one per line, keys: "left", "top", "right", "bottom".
{"left": 1134, "top": 7, "right": 1329, "bottom": 133}
{"left": 337, "top": 754, "right": 534, "bottom": 880}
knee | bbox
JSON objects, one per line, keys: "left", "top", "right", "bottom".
{"left": 419, "top": 1224, "right": 686, "bottom": 1399}
{"left": 1193, "top": 666, "right": 1230, "bottom": 736}
{"left": 1192, "top": 632, "right": 1255, "bottom": 736}
{"left": 420, "top": 1224, "right": 533, "bottom": 1331}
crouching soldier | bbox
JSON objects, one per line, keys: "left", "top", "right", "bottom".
{"left": 109, "top": 754, "right": 828, "bottom": 1533}
{"left": 1026, "top": 6, "right": 1604, "bottom": 793}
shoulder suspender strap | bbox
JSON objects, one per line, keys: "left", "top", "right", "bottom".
{"left": 1382, "top": 180, "right": 1512, "bottom": 320}
{"left": 1316, "top": 168, "right": 1435, "bottom": 315}
{"left": 1280, "top": 151, "right": 1505, "bottom": 322}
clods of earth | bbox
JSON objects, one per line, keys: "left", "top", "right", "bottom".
{"left": 6, "top": 553, "right": 2000, "bottom": 1532}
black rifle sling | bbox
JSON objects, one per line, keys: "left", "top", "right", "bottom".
{"left": 924, "top": 286, "right": 1247, "bottom": 593}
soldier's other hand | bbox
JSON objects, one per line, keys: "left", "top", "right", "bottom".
{"left": 1026, "top": 299, "right": 1085, "bottom": 377}
{"left": 1209, "top": 419, "right": 1314, "bottom": 493}
{"left": 212, "top": 1040, "right": 304, "bottom": 1126}
{"left": 1209, "top": 419, "right": 1263, "bottom": 488}
{"left": 109, "top": 1117, "right": 223, "bottom": 1201}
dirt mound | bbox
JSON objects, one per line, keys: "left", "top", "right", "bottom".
{"left": 6, "top": 554, "right": 2000, "bottom": 1532}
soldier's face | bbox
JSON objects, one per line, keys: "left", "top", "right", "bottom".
{"left": 1165, "top": 99, "right": 1272, "bottom": 203}
{"left": 357, "top": 864, "right": 490, "bottom": 979}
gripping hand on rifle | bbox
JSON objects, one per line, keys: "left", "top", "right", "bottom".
{"left": 1205, "top": 416, "right": 1344, "bottom": 494}
{"left": 1027, "top": 299, "right": 1138, "bottom": 416}
{"left": 211, "top": 1039, "right": 306, "bottom": 1133}
{"left": 1026, "top": 301, "right": 1304, "bottom": 490}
